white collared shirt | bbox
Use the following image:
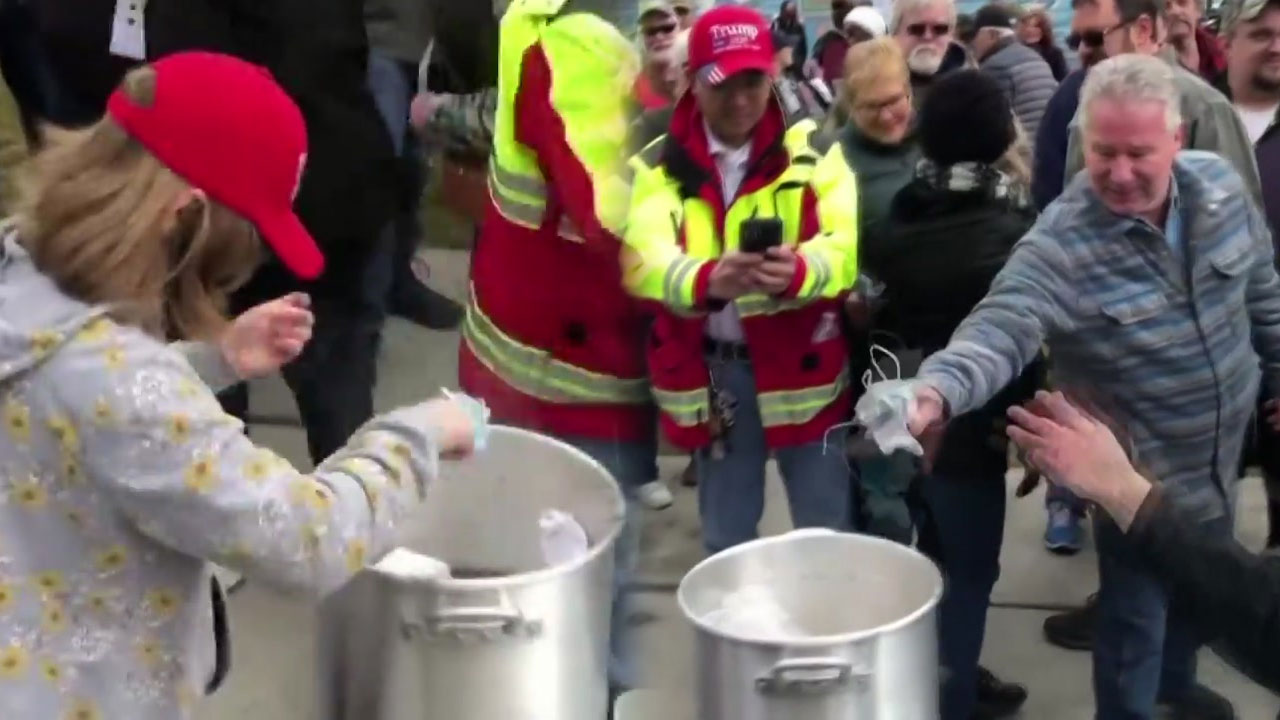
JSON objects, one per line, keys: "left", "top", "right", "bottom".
{"left": 704, "top": 122, "right": 751, "bottom": 343}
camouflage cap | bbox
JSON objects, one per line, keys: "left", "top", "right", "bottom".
{"left": 1220, "top": 0, "right": 1273, "bottom": 33}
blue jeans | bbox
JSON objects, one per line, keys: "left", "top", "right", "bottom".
{"left": 694, "top": 357, "right": 853, "bottom": 554}
{"left": 364, "top": 49, "right": 427, "bottom": 311}
{"left": 1046, "top": 481, "right": 1087, "bottom": 512}
{"left": 560, "top": 434, "right": 657, "bottom": 692}
{"left": 915, "top": 470, "right": 1006, "bottom": 720}
{"left": 1092, "top": 510, "right": 1233, "bottom": 719}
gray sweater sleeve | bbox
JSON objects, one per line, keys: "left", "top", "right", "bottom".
{"left": 73, "top": 334, "right": 447, "bottom": 599}
{"left": 917, "top": 228, "right": 1075, "bottom": 416}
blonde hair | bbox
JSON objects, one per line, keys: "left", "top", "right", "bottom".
{"left": 842, "top": 37, "right": 911, "bottom": 108}
{"left": 14, "top": 66, "right": 261, "bottom": 342}
{"left": 997, "top": 118, "right": 1033, "bottom": 189}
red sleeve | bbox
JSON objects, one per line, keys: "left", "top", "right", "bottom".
{"left": 513, "top": 42, "right": 619, "bottom": 248}
{"left": 779, "top": 187, "right": 820, "bottom": 298}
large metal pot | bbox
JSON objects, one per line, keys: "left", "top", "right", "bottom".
{"left": 318, "top": 426, "right": 625, "bottom": 720}
{"left": 677, "top": 529, "right": 944, "bottom": 720}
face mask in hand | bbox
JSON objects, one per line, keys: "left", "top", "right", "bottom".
{"left": 854, "top": 379, "right": 925, "bottom": 457}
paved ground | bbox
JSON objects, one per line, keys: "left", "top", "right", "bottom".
{"left": 198, "top": 249, "right": 1280, "bottom": 719}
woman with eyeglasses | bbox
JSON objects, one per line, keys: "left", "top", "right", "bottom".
{"left": 1018, "top": 3, "right": 1070, "bottom": 80}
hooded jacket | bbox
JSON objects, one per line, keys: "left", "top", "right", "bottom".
{"left": 0, "top": 233, "right": 450, "bottom": 718}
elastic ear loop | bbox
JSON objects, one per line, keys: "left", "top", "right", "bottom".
{"left": 822, "top": 342, "right": 906, "bottom": 468}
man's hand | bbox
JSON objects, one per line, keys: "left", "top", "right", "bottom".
{"left": 220, "top": 293, "right": 314, "bottom": 380}
{"left": 1007, "top": 391, "right": 1152, "bottom": 530}
{"left": 910, "top": 385, "right": 947, "bottom": 471}
{"left": 751, "top": 245, "right": 799, "bottom": 295}
{"left": 708, "top": 252, "right": 763, "bottom": 301}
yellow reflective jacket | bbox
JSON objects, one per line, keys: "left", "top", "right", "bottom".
{"left": 621, "top": 95, "right": 860, "bottom": 448}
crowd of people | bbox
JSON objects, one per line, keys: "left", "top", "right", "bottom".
{"left": 0, "top": 0, "right": 1277, "bottom": 719}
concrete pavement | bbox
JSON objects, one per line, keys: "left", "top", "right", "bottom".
{"left": 197, "top": 248, "right": 1280, "bottom": 720}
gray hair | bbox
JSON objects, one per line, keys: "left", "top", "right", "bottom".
{"left": 891, "top": 0, "right": 958, "bottom": 33}
{"left": 1079, "top": 54, "right": 1182, "bottom": 133}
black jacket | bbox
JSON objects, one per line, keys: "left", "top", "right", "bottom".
{"left": 870, "top": 174, "right": 1043, "bottom": 475}
{"left": 1129, "top": 487, "right": 1280, "bottom": 694}
{"left": 32, "top": 0, "right": 396, "bottom": 301}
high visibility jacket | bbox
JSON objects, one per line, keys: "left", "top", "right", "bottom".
{"left": 458, "top": 0, "right": 654, "bottom": 441}
{"left": 623, "top": 94, "right": 860, "bottom": 449}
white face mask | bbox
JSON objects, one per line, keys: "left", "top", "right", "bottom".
{"left": 821, "top": 337, "right": 924, "bottom": 461}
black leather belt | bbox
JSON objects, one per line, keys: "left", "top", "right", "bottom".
{"left": 703, "top": 337, "right": 750, "bottom": 361}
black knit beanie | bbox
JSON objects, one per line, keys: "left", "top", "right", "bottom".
{"left": 919, "top": 69, "right": 1015, "bottom": 166}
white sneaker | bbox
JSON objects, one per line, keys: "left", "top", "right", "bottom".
{"left": 637, "top": 481, "right": 674, "bottom": 510}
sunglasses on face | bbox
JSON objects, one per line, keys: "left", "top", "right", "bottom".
{"left": 1066, "top": 29, "right": 1104, "bottom": 49}
{"left": 643, "top": 23, "right": 677, "bottom": 37}
{"left": 906, "top": 22, "right": 952, "bottom": 38}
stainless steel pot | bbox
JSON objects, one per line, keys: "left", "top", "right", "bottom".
{"left": 318, "top": 426, "right": 625, "bottom": 720}
{"left": 677, "top": 529, "right": 944, "bottom": 720}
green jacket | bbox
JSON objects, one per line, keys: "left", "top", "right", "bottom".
{"left": 1064, "top": 51, "right": 1261, "bottom": 205}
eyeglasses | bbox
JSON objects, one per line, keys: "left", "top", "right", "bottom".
{"left": 643, "top": 23, "right": 677, "bottom": 37}
{"left": 905, "top": 22, "right": 952, "bottom": 38}
{"left": 1066, "top": 29, "right": 1104, "bottom": 49}
{"left": 672, "top": 4, "right": 690, "bottom": 16}
{"left": 852, "top": 91, "right": 910, "bottom": 115}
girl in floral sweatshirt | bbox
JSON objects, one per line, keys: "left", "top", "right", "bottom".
{"left": 0, "top": 52, "right": 479, "bottom": 719}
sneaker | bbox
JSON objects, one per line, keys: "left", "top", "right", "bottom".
{"left": 1044, "top": 502, "right": 1083, "bottom": 555}
{"left": 637, "top": 481, "right": 674, "bottom": 511}
{"left": 972, "top": 665, "right": 1027, "bottom": 718}
{"left": 1158, "top": 683, "right": 1237, "bottom": 720}
{"left": 1043, "top": 594, "right": 1096, "bottom": 651}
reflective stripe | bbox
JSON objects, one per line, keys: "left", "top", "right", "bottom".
{"left": 662, "top": 256, "right": 703, "bottom": 307}
{"left": 462, "top": 290, "right": 650, "bottom": 404}
{"left": 757, "top": 367, "right": 851, "bottom": 427}
{"left": 802, "top": 251, "right": 833, "bottom": 298}
{"left": 487, "top": 171, "right": 544, "bottom": 228}
{"left": 735, "top": 294, "right": 810, "bottom": 318}
{"left": 490, "top": 162, "right": 547, "bottom": 199}
{"left": 651, "top": 386, "right": 708, "bottom": 427}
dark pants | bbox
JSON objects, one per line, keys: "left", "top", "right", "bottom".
{"left": 915, "top": 464, "right": 1007, "bottom": 720}
{"left": 1092, "top": 509, "right": 1233, "bottom": 718}
{"left": 0, "top": 2, "right": 58, "bottom": 138}
{"left": 365, "top": 49, "right": 428, "bottom": 312}
{"left": 220, "top": 231, "right": 390, "bottom": 463}
{"left": 220, "top": 296, "right": 383, "bottom": 463}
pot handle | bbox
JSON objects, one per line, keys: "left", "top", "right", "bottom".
{"left": 755, "top": 657, "right": 866, "bottom": 696}
{"left": 403, "top": 595, "right": 543, "bottom": 641}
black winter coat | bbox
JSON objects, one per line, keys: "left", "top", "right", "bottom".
{"left": 868, "top": 176, "right": 1043, "bottom": 476}
{"left": 1129, "top": 487, "right": 1280, "bottom": 694}
{"left": 31, "top": 0, "right": 396, "bottom": 301}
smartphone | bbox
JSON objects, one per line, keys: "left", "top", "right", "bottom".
{"left": 739, "top": 218, "right": 783, "bottom": 254}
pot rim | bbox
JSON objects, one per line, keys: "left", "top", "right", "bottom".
{"left": 374, "top": 426, "right": 627, "bottom": 590}
{"left": 675, "top": 530, "right": 944, "bottom": 648}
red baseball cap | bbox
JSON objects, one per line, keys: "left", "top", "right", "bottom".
{"left": 107, "top": 52, "right": 324, "bottom": 280}
{"left": 687, "top": 5, "right": 776, "bottom": 86}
